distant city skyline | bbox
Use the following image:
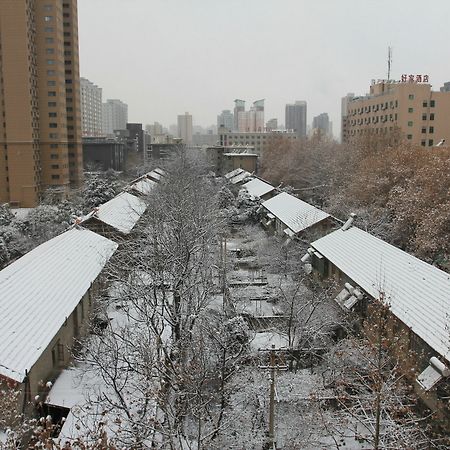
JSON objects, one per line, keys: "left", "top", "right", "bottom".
{"left": 78, "top": 0, "right": 450, "bottom": 138}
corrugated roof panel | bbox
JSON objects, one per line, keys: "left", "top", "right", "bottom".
{"left": 92, "top": 192, "right": 147, "bottom": 234}
{"left": 311, "top": 227, "right": 450, "bottom": 361}
{"left": 0, "top": 228, "right": 118, "bottom": 382}
{"left": 229, "top": 171, "right": 252, "bottom": 185}
{"left": 130, "top": 177, "right": 156, "bottom": 196}
{"left": 242, "top": 178, "right": 275, "bottom": 198}
{"left": 262, "top": 192, "right": 330, "bottom": 234}
{"left": 224, "top": 168, "right": 244, "bottom": 179}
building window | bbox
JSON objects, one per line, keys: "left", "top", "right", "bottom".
{"left": 47, "top": 80, "right": 56, "bottom": 86}
{"left": 421, "top": 140, "right": 426, "bottom": 147}
{"left": 44, "top": 5, "right": 52, "bottom": 11}
{"left": 48, "top": 91, "right": 56, "bottom": 96}
{"left": 51, "top": 164, "right": 59, "bottom": 169}
{"left": 429, "top": 126, "right": 434, "bottom": 133}
{"left": 48, "top": 102, "right": 56, "bottom": 107}
{"left": 45, "top": 37, "right": 54, "bottom": 43}
{"left": 44, "top": 15, "right": 53, "bottom": 21}
{"left": 50, "top": 144, "right": 58, "bottom": 149}
{"left": 46, "top": 48, "right": 54, "bottom": 54}
{"left": 45, "top": 27, "right": 54, "bottom": 32}
{"left": 47, "top": 70, "right": 56, "bottom": 76}
{"left": 408, "top": 94, "right": 414, "bottom": 100}
{"left": 430, "top": 113, "right": 435, "bottom": 121}
{"left": 407, "top": 121, "right": 413, "bottom": 127}
{"left": 49, "top": 133, "right": 58, "bottom": 138}
{"left": 47, "top": 59, "right": 55, "bottom": 65}
{"left": 430, "top": 100, "right": 435, "bottom": 107}
{"left": 429, "top": 139, "right": 434, "bottom": 146}
{"left": 49, "top": 112, "right": 57, "bottom": 117}
{"left": 422, "top": 114, "right": 427, "bottom": 120}
{"left": 50, "top": 154, "right": 58, "bottom": 159}
{"left": 51, "top": 174, "right": 60, "bottom": 179}
{"left": 49, "top": 123, "right": 57, "bottom": 128}
{"left": 422, "top": 101, "right": 428, "bottom": 107}
{"left": 408, "top": 107, "right": 413, "bottom": 113}
{"left": 407, "top": 134, "right": 412, "bottom": 140}
{"left": 421, "top": 127, "right": 426, "bottom": 134}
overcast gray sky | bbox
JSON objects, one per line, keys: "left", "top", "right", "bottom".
{"left": 78, "top": 0, "right": 450, "bottom": 135}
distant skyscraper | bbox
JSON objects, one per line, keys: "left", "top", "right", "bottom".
{"left": 234, "top": 99, "right": 245, "bottom": 131}
{"left": 340, "top": 93, "right": 354, "bottom": 142}
{"left": 285, "top": 101, "right": 307, "bottom": 137}
{"left": 102, "top": 99, "right": 128, "bottom": 135}
{"left": 266, "top": 118, "right": 278, "bottom": 131}
{"left": 235, "top": 99, "right": 265, "bottom": 132}
{"left": 312, "top": 113, "right": 332, "bottom": 137}
{"left": 81, "top": 77, "right": 103, "bottom": 137}
{"left": 0, "top": 0, "right": 83, "bottom": 207}
{"left": 177, "top": 112, "right": 193, "bottom": 144}
{"left": 217, "top": 110, "right": 234, "bottom": 130}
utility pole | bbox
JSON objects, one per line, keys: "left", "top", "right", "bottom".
{"left": 259, "top": 344, "right": 288, "bottom": 449}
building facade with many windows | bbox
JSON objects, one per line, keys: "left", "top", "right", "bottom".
{"left": 102, "top": 99, "right": 128, "bottom": 136}
{"left": 80, "top": 77, "right": 103, "bottom": 137}
{"left": 0, "top": 0, "right": 83, "bottom": 207}
{"left": 343, "top": 81, "right": 450, "bottom": 147}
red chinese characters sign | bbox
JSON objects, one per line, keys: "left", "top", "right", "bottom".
{"left": 401, "top": 74, "right": 429, "bottom": 83}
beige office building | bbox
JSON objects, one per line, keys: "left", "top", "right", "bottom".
{"left": 0, "top": 0, "right": 83, "bottom": 207}
{"left": 343, "top": 80, "right": 450, "bottom": 147}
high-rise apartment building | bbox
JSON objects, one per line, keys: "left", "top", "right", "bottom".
{"left": 285, "top": 101, "right": 307, "bottom": 137}
{"left": 233, "top": 99, "right": 245, "bottom": 131}
{"left": 340, "top": 93, "right": 354, "bottom": 142}
{"left": 343, "top": 80, "right": 450, "bottom": 146}
{"left": 177, "top": 112, "right": 193, "bottom": 144}
{"left": 312, "top": 113, "right": 332, "bottom": 137}
{"left": 217, "top": 110, "right": 234, "bottom": 131}
{"left": 102, "top": 99, "right": 128, "bottom": 135}
{"left": 266, "top": 118, "right": 278, "bottom": 131}
{"left": 80, "top": 77, "right": 103, "bottom": 137}
{"left": 0, "top": 0, "right": 83, "bottom": 207}
{"left": 235, "top": 99, "right": 265, "bottom": 132}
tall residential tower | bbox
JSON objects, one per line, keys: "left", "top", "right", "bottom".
{"left": 285, "top": 101, "right": 307, "bottom": 137}
{"left": 80, "top": 77, "right": 103, "bottom": 137}
{"left": 102, "top": 99, "right": 128, "bottom": 135}
{"left": 0, "top": 0, "right": 83, "bottom": 207}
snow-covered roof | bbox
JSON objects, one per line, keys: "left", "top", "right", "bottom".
{"left": 0, "top": 228, "right": 118, "bottom": 383}
{"left": 311, "top": 226, "right": 450, "bottom": 362}
{"left": 81, "top": 192, "right": 147, "bottom": 234}
{"left": 145, "top": 170, "right": 162, "bottom": 182}
{"left": 223, "top": 153, "right": 258, "bottom": 157}
{"left": 224, "top": 168, "right": 244, "bottom": 179}
{"left": 153, "top": 167, "right": 166, "bottom": 176}
{"left": 262, "top": 192, "right": 330, "bottom": 234}
{"left": 229, "top": 171, "right": 252, "bottom": 185}
{"left": 242, "top": 178, "right": 274, "bottom": 199}
{"left": 129, "top": 177, "right": 156, "bottom": 196}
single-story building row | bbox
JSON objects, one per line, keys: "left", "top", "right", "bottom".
{"left": 77, "top": 192, "right": 147, "bottom": 239}
{"left": 304, "top": 220, "right": 450, "bottom": 414}
{"left": 260, "top": 192, "right": 332, "bottom": 239}
{"left": 0, "top": 228, "right": 118, "bottom": 404}
{"left": 241, "top": 177, "right": 276, "bottom": 201}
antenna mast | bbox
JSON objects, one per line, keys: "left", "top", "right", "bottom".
{"left": 387, "top": 46, "right": 392, "bottom": 81}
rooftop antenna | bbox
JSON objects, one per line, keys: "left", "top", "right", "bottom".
{"left": 387, "top": 46, "right": 392, "bottom": 81}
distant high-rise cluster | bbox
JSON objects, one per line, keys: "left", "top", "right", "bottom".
{"left": 0, "top": 0, "right": 83, "bottom": 207}
{"left": 233, "top": 99, "right": 265, "bottom": 132}
{"left": 285, "top": 101, "right": 307, "bottom": 137}
{"left": 80, "top": 78, "right": 103, "bottom": 137}
{"left": 102, "top": 99, "right": 128, "bottom": 135}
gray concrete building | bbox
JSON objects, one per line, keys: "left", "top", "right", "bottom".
{"left": 285, "top": 101, "right": 307, "bottom": 137}
{"left": 217, "top": 110, "right": 234, "bottom": 131}
{"left": 177, "top": 112, "right": 193, "bottom": 144}
{"left": 102, "top": 99, "right": 128, "bottom": 135}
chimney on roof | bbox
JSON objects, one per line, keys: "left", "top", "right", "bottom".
{"left": 342, "top": 213, "right": 356, "bottom": 231}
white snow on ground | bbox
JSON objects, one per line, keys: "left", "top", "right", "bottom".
{"left": 250, "top": 330, "right": 289, "bottom": 351}
{"left": 10, "top": 207, "right": 34, "bottom": 220}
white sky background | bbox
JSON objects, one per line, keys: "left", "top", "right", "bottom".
{"left": 78, "top": 0, "right": 450, "bottom": 136}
